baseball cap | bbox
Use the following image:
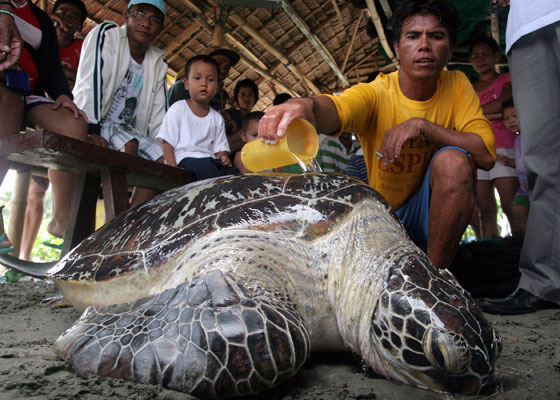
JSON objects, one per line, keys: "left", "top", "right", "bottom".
{"left": 208, "top": 48, "right": 240, "bottom": 67}
{"left": 128, "top": 0, "right": 167, "bottom": 16}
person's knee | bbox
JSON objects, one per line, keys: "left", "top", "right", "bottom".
{"left": 64, "top": 117, "right": 87, "bottom": 141}
{"left": 124, "top": 140, "right": 139, "bottom": 155}
{"left": 431, "top": 150, "right": 473, "bottom": 189}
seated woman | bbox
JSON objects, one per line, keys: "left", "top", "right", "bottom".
{"left": 0, "top": 0, "right": 88, "bottom": 254}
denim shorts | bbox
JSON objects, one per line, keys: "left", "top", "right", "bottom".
{"left": 395, "top": 146, "right": 474, "bottom": 250}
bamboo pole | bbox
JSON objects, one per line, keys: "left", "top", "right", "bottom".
{"left": 378, "top": 0, "right": 392, "bottom": 19}
{"left": 179, "top": 3, "right": 297, "bottom": 94}
{"left": 365, "top": 0, "right": 396, "bottom": 63}
{"left": 212, "top": 24, "right": 225, "bottom": 47}
{"left": 205, "top": 0, "right": 321, "bottom": 94}
{"left": 282, "top": 1, "right": 349, "bottom": 87}
{"left": 342, "top": 9, "right": 364, "bottom": 73}
{"left": 329, "top": 0, "right": 344, "bottom": 25}
{"left": 240, "top": 55, "right": 299, "bottom": 97}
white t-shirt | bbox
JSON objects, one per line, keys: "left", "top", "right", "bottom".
{"left": 506, "top": 0, "right": 560, "bottom": 53}
{"left": 156, "top": 100, "right": 230, "bottom": 162}
{"left": 104, "top": 58, "right": 144, "bottom": 125}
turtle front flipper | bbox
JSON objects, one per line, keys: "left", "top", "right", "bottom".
{"left": 54, "top": 270, "right": 310, "bottom": 398}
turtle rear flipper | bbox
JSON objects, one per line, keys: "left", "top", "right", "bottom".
{"left": 54, "top": 270, "right": 310, "bottom": 398}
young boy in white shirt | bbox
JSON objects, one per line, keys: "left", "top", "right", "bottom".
{"left": 157, "top": 55, "right": 237, "bottom": 180}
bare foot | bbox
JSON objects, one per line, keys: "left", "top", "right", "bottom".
{"left": 47, "top": 219, "right": 66, "bottom": 239}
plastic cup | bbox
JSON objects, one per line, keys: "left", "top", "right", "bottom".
{"left": 241, "top": 118, "right": 319, "bottom": 172}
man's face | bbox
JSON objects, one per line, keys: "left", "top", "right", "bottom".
{"left": 52, "top": 3, "right": 83, "bottom": 45}
{"left": 212, "top": 54, "right": 232, "bottom": 80}
{"left": 394, "top": 14, "right": 453, "bottom": 82}
{"left": 185, "top": 60, "right": 219, "bottom": 104}
{"left": 125, "top": 4, "right": 163, "bottom": 46}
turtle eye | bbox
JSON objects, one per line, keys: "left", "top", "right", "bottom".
{"left": 423, "top": 327, "right": 471, "bottom": 374}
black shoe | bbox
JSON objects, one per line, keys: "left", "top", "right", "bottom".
{"left": 478, "top": 289, "right": 558, "bottom": 315}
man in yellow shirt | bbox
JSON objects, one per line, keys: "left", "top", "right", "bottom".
{"left": 258, "top": 0, "right": 496, "bottom": 270}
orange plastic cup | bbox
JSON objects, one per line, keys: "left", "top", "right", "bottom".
{"left": 240, "top": 118, "right": 319, "bottom": 172}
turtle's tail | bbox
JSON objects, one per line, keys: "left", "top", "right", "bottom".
{"left": 54, "top": 269, "right": 310, "bottom": 398}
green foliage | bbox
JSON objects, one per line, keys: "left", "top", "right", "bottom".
{"left": 1, "top": 184, "right": 60, "bottom": 262}
{"left": 30, "top": 220, "right": 62, "bottom": 262}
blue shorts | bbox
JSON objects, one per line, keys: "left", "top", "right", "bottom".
{"left": 395, "top": 146, "right": 474, "bottom": 251}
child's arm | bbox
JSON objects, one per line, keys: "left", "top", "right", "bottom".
{"left": 161, "top": 140, "right": 178, "bottom": 167}
{"left": 216, "top": 151, "right": 232, "bottom": 167}
{"left": 496, "top": 153, "right": 515, "bottom": 168}
{"left": 234, "top": 151, "right": 250, "bottom": 173}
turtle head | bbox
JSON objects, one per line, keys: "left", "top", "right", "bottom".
{"left": 361, "top": 254, "right": 501, "bottom": 394}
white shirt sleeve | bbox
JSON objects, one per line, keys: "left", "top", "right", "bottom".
{"left": 212, "top": 110, "right": 231, "bottom": 154}
{"left": 156, "top": 102, "right": 183, "bottom": 147}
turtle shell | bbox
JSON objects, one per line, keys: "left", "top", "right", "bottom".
{"left": 47, "top": 173, "right": 390, "bottom": 284}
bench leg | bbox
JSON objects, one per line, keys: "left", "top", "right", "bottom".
{"left": 62, "top": 172, "right": 98, "bottom": 255}
{"left": 101, "top": 169, "right": 130, "bottom": 220}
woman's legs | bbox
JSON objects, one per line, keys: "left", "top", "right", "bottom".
{"left": 19, "top": 178, "right": 47, "bottom": 259}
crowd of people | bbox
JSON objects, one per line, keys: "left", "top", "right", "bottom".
{"left": 0, "top": 0, "right": 558, "bottom": 315}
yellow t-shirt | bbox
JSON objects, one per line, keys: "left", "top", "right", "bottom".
{"left": 327, "top": 70, "right": 495, "bottom": 210}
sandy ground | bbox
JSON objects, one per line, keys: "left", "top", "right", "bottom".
{"left": 0, "top": 278, "right": 559, "bottom": 400}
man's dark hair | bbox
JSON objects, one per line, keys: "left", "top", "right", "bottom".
{"left": 468, "top": 35, "right": 500, "bottom": 55}
{"left": 273, "top": 93, "right": 292, "bottom": 105}
{"left": 53, "top": 0, "right": 88, "bottom": 23}
{"left": 242, "top": 111, "right": 264, "bottom": 131}
{"left": 234, "top": 78, "right": 259, "bottom": 104}
{"left": 184, "top": 55, "right": 220, "bottom": 79}
{"left": 392, "top": 0, "right": 460, "bottom": 45}
{"left": 502, "top": 98, "right": 515, "bottom": 111}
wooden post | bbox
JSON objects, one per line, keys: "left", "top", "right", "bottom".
{"left": 7, "top": 170, "right": 30, "bottom": 256}
{"left": 212, "top": 23, "right": 225, "bottom": 47}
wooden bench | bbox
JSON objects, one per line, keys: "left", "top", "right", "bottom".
{"left": 0, "top": 129, "right": 195, "bottom": 255}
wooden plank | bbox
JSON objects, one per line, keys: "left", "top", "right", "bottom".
{"left": 0, "top": 130, "right": 195, "bottom": 191}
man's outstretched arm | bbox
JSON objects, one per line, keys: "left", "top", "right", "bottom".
{"left": 258, "top": 96, "right": 340, "bottom": 143}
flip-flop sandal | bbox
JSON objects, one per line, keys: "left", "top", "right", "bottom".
{"left": 0, "top": 233, "right": 14, "bottom": 255}
{"left": 41, "top": 239, "right": 63, "bottom": 250}
{"left": 0, "top": 206, "right": 14, "bottom": 255}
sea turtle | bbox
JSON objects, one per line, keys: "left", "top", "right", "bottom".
{"left": 49, "top": 173, "right": 501, "bottom": 398}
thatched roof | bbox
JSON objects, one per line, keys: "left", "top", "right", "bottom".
{"left": 64, "top": 0, "right": 508, "bottom": 111}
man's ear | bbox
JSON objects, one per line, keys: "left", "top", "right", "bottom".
{"left": 183, "top": 79, "right": 189, "bottom": 91}
{"left": 393, "top": 41, "right": 400, "bottom": 61}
